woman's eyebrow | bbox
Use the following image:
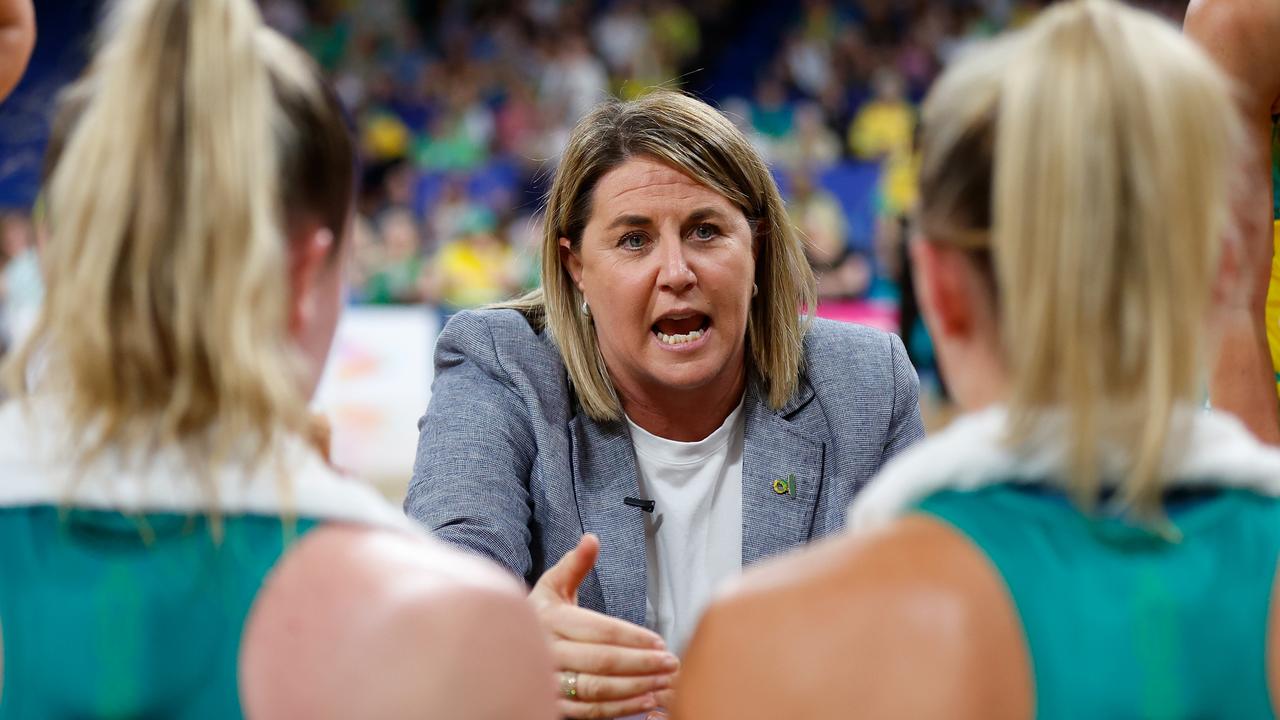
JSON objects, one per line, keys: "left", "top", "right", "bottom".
{"left": 686, "top": 207, "right": 730, "bottom": 224}
{"left": 604, "top": 214, "right": 652, "bottom": 231}
{"left": 604, "top": 208, "right": 730, "bottom": 232}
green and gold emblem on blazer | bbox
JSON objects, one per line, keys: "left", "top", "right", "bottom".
{"left": 773, "top": 474, "right": 796, "bottom": 496}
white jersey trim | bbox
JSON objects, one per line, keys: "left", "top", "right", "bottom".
{"left": 849, "top": 405, "right": 1280, "bottom": 533}
{"left": 0, "top": 398, "right": 419, "bottom": 534}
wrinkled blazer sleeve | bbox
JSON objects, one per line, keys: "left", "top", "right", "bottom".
{"left": 404, "top": 312, "right": 537, "bottom": 579}
{"left": 884, "top": 331, "right": 925, "bottom": 460}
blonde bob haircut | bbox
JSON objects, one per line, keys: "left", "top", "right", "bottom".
{"left": 918, "top": 0, "right": 1245, "bottom": 516}
{"left": 506, "top": 90, "right": 817, "bottom": 422}
{"left": 4, "top": 0, "right": 355, "bottom": 470}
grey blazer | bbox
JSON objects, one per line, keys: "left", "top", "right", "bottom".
{"left": 405, "top": 308, "right": 923, "bottom": 627}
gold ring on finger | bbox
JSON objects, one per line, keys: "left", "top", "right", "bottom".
{"left": 560, "top": 671, "right": 579, "bottom": 699}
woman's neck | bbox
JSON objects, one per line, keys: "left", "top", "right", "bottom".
{"left": 942, "top": 336, "right": 1009, "bottom": 414}
{"left": 619, "top": 365, "right": 748, "bottom": 442}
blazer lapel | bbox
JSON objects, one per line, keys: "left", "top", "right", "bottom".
{"left": 567, "top": 413, "right": 648, "bottom": 627}
{"left": 741, "top": 379, "right": 826, "bottom": 567}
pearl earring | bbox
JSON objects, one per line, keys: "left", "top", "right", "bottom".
{"left": 752, "top": 283, "right": 759, "bottom": 298}
{"left": 581, "top": 300, "right": 592, "bottom": 318}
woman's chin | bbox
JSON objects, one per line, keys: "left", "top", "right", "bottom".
{"left": 639, "top": 359, "right": 740, "bottom": 396}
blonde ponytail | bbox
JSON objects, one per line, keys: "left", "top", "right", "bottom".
{"left": 920, "top": 0, "right": 1244, "bottom": 516}
{"left": 6, "top": 0, "right": 354, "bottom": 479}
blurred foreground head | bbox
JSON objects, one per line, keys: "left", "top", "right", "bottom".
{"left": 915, "top": 0, "right": 1244, "bottom": 514}
{"left": 5, "top": 0, "right": 356, "bottom": 462}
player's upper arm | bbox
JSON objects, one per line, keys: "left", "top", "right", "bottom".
{"left": 1185, "top": 0, "right": 1280, "bottom": 111}
{"left": 0, "top": 0, "right": 35, "bottom": 102}
{"left": 673, "top": 516, "right": 1032, "bottom": 720}
{"left": 241, "top": 526, "right": 557, "bottom": 720}
{"left": 375, "top": 582, "right": 558, "bottom": 719}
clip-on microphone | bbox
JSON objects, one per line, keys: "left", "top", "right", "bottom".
{"left": 623, "top": 496, "right": 656, "bottom": 513}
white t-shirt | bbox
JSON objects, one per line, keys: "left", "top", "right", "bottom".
{"left": 625, "top": 400, "right": 745, "bottom": 654}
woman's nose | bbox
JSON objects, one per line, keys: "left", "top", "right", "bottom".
{"left": 655, "top": 237, "right": 696, "bottom": 293}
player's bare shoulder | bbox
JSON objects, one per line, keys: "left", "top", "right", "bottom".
{"left": 675, "top": 517, "right": 1031, "bottom": 720}
{"left": 240, "top": 526, "right": 555, "bottom": 720}
{"left": 1186, "top": 0, "right": 1280, "bottom": 101}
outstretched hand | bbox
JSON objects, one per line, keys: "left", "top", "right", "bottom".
{"left": 529, "top": 534, "right": 679, "bottom": 719}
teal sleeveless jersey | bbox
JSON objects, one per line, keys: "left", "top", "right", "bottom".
{"left": 0, "top": 506, "right": 321, "bottom": 718}
{"left": 916, "top": 485, "right": 1280, "bottom": 719}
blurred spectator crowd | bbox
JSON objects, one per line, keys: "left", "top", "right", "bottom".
{"left": 251, "top": 0, "right": 1187, "bottom": 313}
{"left": 0, "top": 0, "right": 1190, "bottom": 352}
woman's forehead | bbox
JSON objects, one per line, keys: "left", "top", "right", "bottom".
{"left": 588, "top": 157, "right": 744, "bottom": 226}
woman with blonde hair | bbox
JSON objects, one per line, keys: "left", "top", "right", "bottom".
{"left": 0, "top": 0, "right": 554, "bottom": 717}
{"left": 675, "top": 1, "right": 1280, "bottom": 717}
{"left": 406, "top": 89, "right": 923, "bottom": 718}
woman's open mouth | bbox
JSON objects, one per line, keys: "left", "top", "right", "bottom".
{"left": 652, "top": 312, "right": 711, "bottom": 348}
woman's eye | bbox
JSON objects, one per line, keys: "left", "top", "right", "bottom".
{"left": 619, "top": 232, "right": 647, "bottom": 250}
{"left": 692, "top": 223, "right": 719, "bottom": 241}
